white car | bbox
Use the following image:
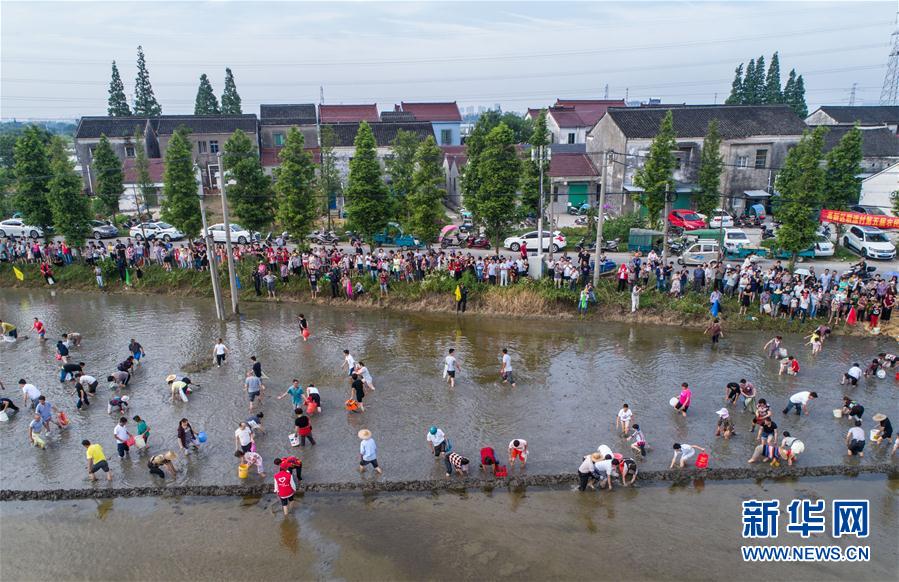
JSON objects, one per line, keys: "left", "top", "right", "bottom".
{"left": 708, "top": 209, "right": 734, "bottom": 229}
{"left": 813, "top": 234, "right": 834, "bottom": 257}
{"left": 503, "top": 230, "right": 566, "bottom": 253}
{"left": 0, "top": 218, "right": 43, "bottom": 239}
{"left": 843, "top": 226, "right": 896, "bottom": 260}
{"left": 129, "top": 221, "right": 185, "bottom": 242}
{"left": 204, "top": 223, "right": 259, "bottom": 244}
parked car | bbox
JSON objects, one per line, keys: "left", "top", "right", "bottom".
{"left": 89, "top": 220, "right": 119, "bottom": 239}
{"left": 813, "top": 234, "right": 834, "bottom": 257}
{"left": 204, "top": 223, "right": 259, "bottom": 244}
{"left": 0, "top": 218, "right": 44, "bottom": 239}
{"left": 129, "top": 221, "right": 185, "bottom": 242}
{"left": 707, "top": 209, "right": 734, "bottom": 229}
{"left": 667, "top": 210, "right": 707, "bottom": 231}
{"left": 849, "top": 205, "right": 888, "bottom": 216}
{"left": 842, "top": 225, "right": 896, "bottom": 260}
{"left": 503, "top": 230, "right": 566, "bottom": 253}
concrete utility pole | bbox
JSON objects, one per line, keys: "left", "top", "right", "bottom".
{"left": 196, "top": 166, "right": 224, "bottom": 321}
{"left": 592, "top": 150, "right": 609, "bottom": 285}
{"left": 217, "top": 153, "right": 240, "bottom": 316}
{"left": 536, "top": 144, "right": 546, "bottom": 275}
{"left": 662, "top": 183, "right": 671, "bottom": 263}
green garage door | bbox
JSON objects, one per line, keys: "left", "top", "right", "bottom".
{"left": 568, "top": 182, "right": 588, "bottom": 206}
{"left": 673, "top": 191, "right": 692, "bottom": 210}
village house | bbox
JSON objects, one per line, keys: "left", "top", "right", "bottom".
{"left": 544, "top": 144, "right": 602, "bottom": 211}
{"left": 399, "top": 102, "right": 462, "bottom": 146}
{"left": 441, "top": 145, "right": 466, "bottom": 208}
{"left": 73, "top": 116, "right": 157, "bottom": 195}
{"left": 527, "top": 99, "right": 626, "bottom": 145}
{"left": 806, "top": 105, "right": 899, "bottom": 134}
{"left": 258, "top": 104, "right": 320, "bottom": 177}
{"left": 858, "top": 162, "right": 899, "bottom": 215}
{"left": 321, "top": 120, "right": 434, "bottom": 177}
{"left": 586, "top": 104, "right": 807, "bottom": 216}
{"left": 820, "top": 125, "right": 899, "bottom": 177}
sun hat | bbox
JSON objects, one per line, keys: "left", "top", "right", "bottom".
{"left": 590, "top": 452, "right": 603, "bottom": 462}
{"left": 358, "top": 429, "right": 372, "bottom": 440}
{"left": 165, "top": 374, "right": 177, "bottom": 383}
{"left": 163, "top": 451, "right": 178, "bottom": 461}
{"left": 715, "top": 408, "right": 729, "bottom": 418}
{"left": 872, "top": 413, "right": 887, "bottom": 422}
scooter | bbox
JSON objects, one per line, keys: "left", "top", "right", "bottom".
{"left": 466, "top": 235, "right": 490, "bottom": 250}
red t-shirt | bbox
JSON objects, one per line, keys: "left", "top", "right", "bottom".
{"left": 480, "top": 447, "right": 496, "bottom": 465}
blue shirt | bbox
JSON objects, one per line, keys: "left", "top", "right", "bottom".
{"left": 286, "top": 386, "right": 303, "bottom": 406}
{"left": 360, "top": 438, "right": 377, "bottom": 461}
{"left": 35, "top": 402, "right": 52, "bottom": 421}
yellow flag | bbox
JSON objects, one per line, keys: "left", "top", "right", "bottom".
{"left": 13, "top": 266, "right": 24, "bottom": 281}
{"left": 454, "top": 285, "right": 461, "bottom": 302}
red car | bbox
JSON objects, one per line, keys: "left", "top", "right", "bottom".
{"left": 667, "top": 209, "right": 707, "bottom": 230}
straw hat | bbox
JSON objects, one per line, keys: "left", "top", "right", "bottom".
{"left": 165, "top": 374, "right": 177, "bottom": 383}
{"left": 357, "top": 429, "right": 372, "bottom": 440}
{"left": 163, "top": 451, "right": 178, "bottom": 462}
{"left": 715, "top": 408, "right": 730, "bottom": 418}
{"left": 590, "top": 452, "right": 603, "bottom": 462}
{"left": 872, "top": 413, "right": 887, "bottom": 422}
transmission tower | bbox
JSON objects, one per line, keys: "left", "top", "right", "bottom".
{"left": 881, "top": 9, "right": 899, "bottom": 105}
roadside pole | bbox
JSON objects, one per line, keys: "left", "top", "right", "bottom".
{"left": 536, "top": 145, "right": 545, "bottom": 277}
{"left": 196, "top": 166, "right": 224, "bottom": 321}
{"left": 217, "top": 153, "right": 240, "bottom": 316}
{"left": 662, "top": 183, "right": 670, "bottom": 263}
{"left": 719, "top": 191, "right": 726, "bottom": 264}
{"left": 592, "top": 150, "right": 609, "bottom": 286}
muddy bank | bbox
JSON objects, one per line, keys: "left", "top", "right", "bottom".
{"left": 3, "top": 463, "right": 895, "bottom": 502}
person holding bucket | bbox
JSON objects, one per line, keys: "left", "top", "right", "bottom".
{"left": 113, "top": 417, "right": 132, "bottom": 458}
{"left": 235, "top": 449, "right": 265, "bottom": 478}
{"left": 297, "top": 314, "right": 310, "bottom": 342}
{"left": 670, "top": 443, "right": 705, "bottom": 468}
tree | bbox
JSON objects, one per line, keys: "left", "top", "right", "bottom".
{"left": 274, "top": 128, "right": 317, "bottom": 240}
{"left": 823, "top": 125, "right": 863, "bottom": 246}
{"left": 783, "top": 69, "right": 808, "bottom": 118}
{"left": 46, "top": 138, "right": 91, "bottom": 248}
{"left": 764, "top": 52, "right": 782, "bottom": 104}
{"left": 220, "top": 68, "right": 242, "bottom": 114}
{"left": 406, "top": 136, "right": 446, "bottom": 243}
{"left": 460, "top": 110, "right": 502, "bottom": 206}
{"left": 386, "top": 129, "right": 421, "bottom": 223}
{"left": 194, "top": 74, "right": 220, "bottom": 115}
{"left": 222, "top": 129, "right": 274, "bottom": 233}
{"left": 752, "top": 55, "right": 766, "bottom": 103}
{"left": 520, "top": 109, "right": 549, "bottom": 215}
{"left": 468, "top": 123, "right": 521, "bottom": 252}
{"left": 107, "top": 61, "right": 131, "bottom": 117}
{"left": 742, "top": 59, "right": 757, "bottom": 104}
{"left": 318, "top": 125, "right": 342, "bottom": 224}
{"left": 696, "top": 119, "right": 724, "bottom": 218}
{"left": 161, "top": 128, "right": 202, "bottom": 238}
{"left": 133, "top": 129, "right": 156, "bottom": 209}
{"left": 775, "top": 127, "right": 827, "bottom": 264}
{"left": 633, "top": 110, "right": 677, "bottom": 228}
{"left": 499, "top": 111, "right": 534, "bottom": 143}
{"left": 13, "top": 125, "right": 53, "bottom": 231}
{"left": 92, "top": 135, "right": 124, "bottom": 218}
{"left": 133, "top": 45, "right": 161, "bottom": 116}
{"left": 344, "top": 121, "right": 390, "bottom": 242}
{"left": 725, "top": 64, "right": 745, "bottom": 105}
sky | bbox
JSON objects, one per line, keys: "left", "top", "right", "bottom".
{"left": 1, "top": 0, "right": 896, "bottom": 120}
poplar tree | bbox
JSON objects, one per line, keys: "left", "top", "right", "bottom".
{"left": 194, "top": 74, "right": 220, "bottom": 115}
{"left": 696, "top": 119, "right": 724, "bottom": 218}
{"left": 274, "top": 128, "right": 317, "bottom": 240}
{"left": 521, "top": 109, "right": 549, "bottom": 215}
{"left": 775, "top": 127, "right": 827, "bottom": 264}
{"left": 386, "top": 129, "right": 421, "bottom": 222}
{"left": 220, "top": 68, "right": 243, "bottom": 114}
{"left": 318, "top": 125, "right": 342, "bottom": 221}
{"left": 783, "top": 70, "right": 808, "bottom": 117}
{"left": 468, "top": 123, "right": 521, "bottom": 252}
{"left": 764, "top": 52, "right": 783, "bottom": 104}
{"left": 161, "top": 128, "right": 202, "bottom": 237}
{"left": 107, "top": 61, "right": 131, "bottom": 116}
{"left": 133, "top": 45, "right": 161, "bottom": 116}
{"left": 742, "top": 59, "right": 757, "bottom": 104}
{"left": 345, "top": 121, "right": 390, "bottom": 242}
{"left": 92, "top": 135, "right": 124, "bottom": 218}
{"left": 752, "top": 55, "right": 766, "bottom": 102}
{"left": 725, "top": 64, "right": 744, "bottom": 105}
{"left": 47, "top": 138, "right": 91, "bottom": 248}
{"left": 633, "top": 110, "right": 677, "bottom": 227}
{"left": 13, "top": 125, "right": 53, "bottom": 231}
{"left": 823, "top": 126, "right": 863, "bottom": 246}
{"left": 406, "top": 135, "right": 446, "bottom": 243}
{"left": 133, "top": 129, "right": 156, "bottom": 208}
{"left": 222, "top": 129, "right": 274, "bottom": 233}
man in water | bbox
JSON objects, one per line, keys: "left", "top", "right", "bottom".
{"left": 616, "top": 404, "right": 633, "bottom": 435}
{"left": 30, "top": 318, "right": 46, "bottom": 341}
{"left": 250, "top": 356, "right": 263, "bottom": 378}
{"left": 148, "top": 451, "right": 178, "bottom": 479}
{"left": 244, "top": 370, "right": 264, "bottom": 412}
{"left": 782, "top": 391, "right": 817, "bottom": 416}
{"left": 19, "top": 379, "right": 41, "bottom": 409}
{"left": 444, "top": 348, "right": 460, "bottom": 389}
{"left": 349, "top": 374, "right": 366, "bottom": 412}
{"left": 213, "top": 339, "right": 228, "bottom": 367}
{"left": 508, "top": 439, "right": 528, "bottom": 468}
{"left": 108, "top": 370, "right": 130, "bottom": 389}
{"left": 841, "top": 362, "right": 862, "bottom": 386}
{"left": 500, "top": 348, "right": 516, "bottom": 388}
{"left": 128, "top": 339, "right": 145, "bottom": 366}
{"left": 0, "top": 319, "right": 18, "bottom": 340}
{"left": 670, "top": 443, "right": 705, "bottom": 468}
{"left": 846, "top": 420, "right": 866, "bottom": 457}
{"left": 82, "top": 439, "right": 112, "bottom": 481}
{"left": 704, "top": 318, "right": 723, "bottom": 345}
{"left": 342, "top": 349, "right": 355, "bottom": 377}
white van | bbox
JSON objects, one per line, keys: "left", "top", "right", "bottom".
{"left": 678, "top": 239, "right": 721, "bottom": 266}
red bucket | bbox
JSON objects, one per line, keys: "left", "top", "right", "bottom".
{"left": 695, "top": 452, "right": 709, "bottom": 468}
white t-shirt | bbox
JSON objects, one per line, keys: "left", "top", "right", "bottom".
{"left": 78, "top": 375, "right": 97, "bottom": 386}
{"left": 848, "top": 426, "right": 865, "bottom": 441}
{"left": 426, "top": 429, "right": 446, "bottom": 446}
{"left": 235, "top": 426, "right": 252, "bottom": 446}
{"left": 306, "top": 386, "right": 319, "bottom": 396}
{"left": 578, "top": 456, "right": 595, "bottom": 473}
{"left": 445, "top": 355, "right": 457, "bottom": 372}
{"left": 593, "top": 459, "right": 613, "bottom": 477}
{"left": 508, "top": 439, "right": 527, "bottom": 451}
{"left": 214, "top": 343, "right": 227, "bottom": 355}
{"left": 22, "top": 384, "right": 40, "bottom": 400}
{"left": 847, "top": 366, "right": 862, "bottom": 380}
{"left": 789, "top": 391, "right": 811, "bottom": 405}
{"left": 679, "top": 444, "right": 695, "bottom": 457}
{"left": 114, "top": 425, "right": 130, "bottom": 442}
{"left": 501, "top": 354, "right": 512, "bottom": 371}
{"left": 617, "top": 408, "right": 633, "bottom": 422}
{"left": 345, "top": 355, "right": 355, "bottom": 370}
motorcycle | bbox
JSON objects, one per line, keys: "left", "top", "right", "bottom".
{"left": 848, "top": 262, "right": 877, "bottom": 281}
{"left": 761, "top": 226, "right": 776, "bottom": 240}
{"left": 307, "top": 230, "right": 339, "bottom": 245}
{"left": 567, "top": 202, "right": 591, "bottom": 216}
{"left": 466, "top": 235, "right": 490, "bottom": 250}
{"left": 576, "top": 237, "right": 619, "bottom": 252}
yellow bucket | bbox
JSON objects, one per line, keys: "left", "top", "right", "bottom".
{"left": 238, "top": 463, "right": 249, "bottom": 478}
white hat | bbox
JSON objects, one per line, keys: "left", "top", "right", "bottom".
{"left": 715, "top": 408, "right": 729, "bottom": 418}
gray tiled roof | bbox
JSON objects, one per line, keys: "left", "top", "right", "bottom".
{"left": 155, "top": 114, "right": 258, "bottom": 135}
{"left": 260, "top": 104, "right": 317, "bottom": 125}
{"left": 822, "top": 126, "right": 899, "bottom": 158}
{"left": 815, "top": 105, "right": 899, "bottom": 125}
{"left": 322, "top": 122, "right": 434, "bottom": 147}
{"left": 607, "top": 105, "right": 807, "bottom": 139}
{"left": 75, "top": 117, "right": 150, "bottom": 139}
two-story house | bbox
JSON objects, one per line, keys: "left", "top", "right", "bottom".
{"left": 527, "top": 99, "right": 626, "bottom": 145}
{"left": 399, "top": 102, "right": 462, "bottom": 146}
{"left": 806, "top": 105, "right": 899, "bottom": 134}
{"left": 820, "top": 125, "right": 899, "bottom": 177}
{"left": 320, "top": 120, "right": 434, "bottom": 177}
{"left": 258, "top": 104, "right": 319, "bottom": 177}
{"left": 73, "top": 117, "right": 158, "bottom": 195}
{"left": 587, "top": 105, "right": 807, "bottom": 215}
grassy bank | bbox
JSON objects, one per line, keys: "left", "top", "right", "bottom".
{"left": 0, "top": 262, "right": 881, "bottom": 335}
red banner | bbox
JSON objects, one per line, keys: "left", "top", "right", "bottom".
{"left": 819, "top": 209, "right": 899, "bottom": 229}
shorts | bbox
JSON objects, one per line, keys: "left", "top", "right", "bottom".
{"left": 248, "top": 391, "right": 260, "bottom": 402}
{"left": 680, "top": 449, "right": 696, "bottom": 462}
{"left": 216, "top": 353, "right": 226, "bottom": 365}
{"left": 502, "top": 371, "right": 515, "bottom": 384}
{"left": 360, "top": 458, "right": 380, "bottom": 468}
{"left": 447, "top": 370, "right": 456, "bottom": 378}
{"left": 132, "top": 352, "right": 142, "bottom": 361}
{"left": 844, "top": 374, "right": 858, "bottom": 386}
{"left": 511, "top": 448, "right": 527, "bottom": 461}
{"left": 90, "top": 460, "right": 110, "bottom": 474}
{"left": 675, "top": 402, "right": 689, "bottom": 412}
{"left": 848, "top": 439, "right": 865, "bottom": 454}
{"left": 240, "top": 443, "right": 252, "bottom": 453}
{"left": 279, "top": 495, "right": 295, "bottom": 506}
{"left": 433, "top": 441, "right": 446, "bottom": 457}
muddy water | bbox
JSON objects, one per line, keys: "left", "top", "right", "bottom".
{"left": 0, "top": 289, "right": 896, "bottom": 491}
{"left": 1, "top": 477, "right": 895, "bottom": 581}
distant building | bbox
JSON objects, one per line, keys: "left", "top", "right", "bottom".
{"left": 121, "top": 158, "right": 165, "bottom": 212}
{"left": 858, "top": 162, "right": 899, "bottom": 215}
{"left": 806, "top": 105, "right": 899, "bottom": 134}
{"left": 399, "top": 102, "right": 462, "bottom": 146}
{"left": 820, "top": 125, "right": 899, "bottom": 177}
{"left": 441, "top": 145, "right": 466, "bottom": 208}
{"left": 73, "top": 117, "right": 156, "bottom": 195}
{"left": 320, "top": 121, "right": 434, "bottom": 177}
{"left": 526, "top": 99, "right": 626, "bottom": 145}
{"left": 318, "top": 104, "right": 380, "bottom": 123}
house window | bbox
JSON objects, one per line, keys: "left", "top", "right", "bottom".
{"left": 736, "top": 155, "right": 749, "bottom": 169}
{"left": 198, "top": 141, "right": 208, "bottom": 154}
{"left": 273, "top": 132, "right": 285, "bottom": 147}
{"left": 440, "top": 129, "right": 452, "bottom": 145}
{"left": 754, "top": 149, "right": 767, "bottom": 169}
{"left": 208, "top": 164, "right": 219, "bottom": 188}
{"left": 567, "top": 132, "right": 576, "bottom": 144}
{"left": 209, "top": 140, "right": 219, "bottom": 154}
{"left": 125, "top": 146, "right": 136, "bottom": 158}
{"left": 552, "top": 185, "right": 560, "bottom": 203}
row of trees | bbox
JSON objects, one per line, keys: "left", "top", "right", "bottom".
{"left": 107, "top": 46, "right": 244, "bottom": 117}
{"left": 725, "top": 52, "right": 808, "bottom": 117}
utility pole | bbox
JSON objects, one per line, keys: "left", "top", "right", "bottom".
{"left": 662, "top": 183, "right": 671, "bottom": 263}
{"left": 592, "top": 150, "right": 610, "bottom": 285}
{"left": 196, "top": 166, "right": 224, "bottom": 321}
{"left": 536, "top": 144, "right": 546, "bottom": 275}
{"left": 217, "top": 153, "right": 240, "bottom": 316}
